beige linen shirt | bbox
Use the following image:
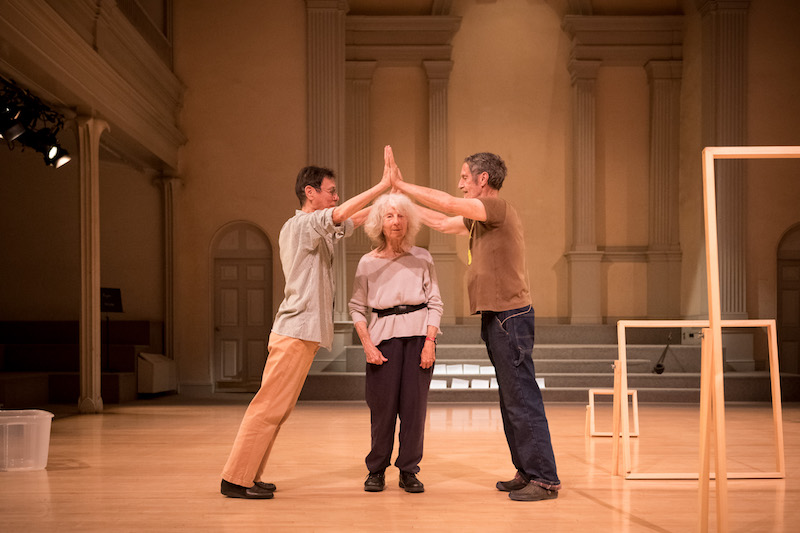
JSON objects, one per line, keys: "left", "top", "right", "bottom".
{"left": 271, "top": 208, "right": 353, "bottom": 350}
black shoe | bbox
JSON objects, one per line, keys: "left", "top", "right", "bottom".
{"left": 364, "top": 471, "right": 385, "bottom": 492}
{"left": 220, "top": 479, "right": 274, "bottom": 499}
{"left": 496, "top": 472, "right": 529, "bottom": 492}
{"left": 399, "top": 471, "right": 424, "bottom": 493}
{"left": 254, "top": 481, "right": 276, "bottom": 492}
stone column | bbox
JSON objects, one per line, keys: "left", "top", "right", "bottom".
{"left": 424, "top": 60, "right": 457, "bottom": 324}
{"left": 306, "top": 0, "right": 348, "bottom": 321}
{"left": 566, "top": 59, "right": 603, "bottom": 324}
{"left": 698, "top": 0, "right": 750, "bottom": 320}
{"left": 698, "top": 0, "right": 752, "bottom": 367}
{"left": 77, "top": 116, "right": 110, "bottom": 414}
{"left": 645, "top": 60, "right": 683, "bottom": 317}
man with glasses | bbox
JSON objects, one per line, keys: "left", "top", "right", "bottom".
{"left": 220, "top": 149, "right": 392, "bottom": 499}
{"left": 389, "top": 148, "right": 561, "bottom": 502}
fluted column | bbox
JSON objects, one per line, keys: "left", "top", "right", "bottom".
{"left": 345, "top": 60, "right": 377, "bottom": 254}
{"left": 306, "top": 0, "right": 348, "bottom": 321}
{"left": 698, "top": 0, "right": 750, "bottom": 319}
{"left": 566, "top": 59, "right": 603, "bottom": 324}
{"left": 155, "top": 175, "right": 181, "bottom": 362}
{"left": 77, "top": 116, "right": 110, "bottom": 414}
{"left": 646, "top": 60, "right": 683, "bottom": 317}
{"left": 424, "top": 60, "right": 457, "bottom": 324}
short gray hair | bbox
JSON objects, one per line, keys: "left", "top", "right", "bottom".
{"left": 363, "top": 193, "right": 421, "bottom": 251}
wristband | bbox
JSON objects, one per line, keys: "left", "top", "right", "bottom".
{"left": 425, "top": 336, "right": 437, "bottom": 345}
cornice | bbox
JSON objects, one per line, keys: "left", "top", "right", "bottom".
{"left": 346, "top": 15, "right": 461, "bottom": 64}
{"left": 562, "top": 15, "right": 684, "bottom": 66}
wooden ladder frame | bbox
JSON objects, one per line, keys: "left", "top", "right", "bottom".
{"left": 610, "top": 146, "right": 800, "bottom": 533}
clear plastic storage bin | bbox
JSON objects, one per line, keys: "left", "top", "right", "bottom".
{"left": 0, "top": 409, "right": 54, "bottom": 471}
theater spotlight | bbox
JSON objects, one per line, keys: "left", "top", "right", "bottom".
{"left": 45, "top": 144, "right": 71, "bottom": 168}
{"left": 0, "top": 105, "right": 26, "bottom": 141}
{"left": 1, "top": 75, "right": 71, "bottom": 168}
{"left": 25, "top": 127, "right": 71, "bottom": 168}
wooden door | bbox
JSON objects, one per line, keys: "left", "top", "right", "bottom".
{"left": 212, "top": 223, "right": 272, "bottom": 391}
{"left": 778, "top": 259, "right": 800, "bottom": 374}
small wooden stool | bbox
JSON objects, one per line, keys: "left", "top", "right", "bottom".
{"left": 586, "top": 388, "right": 639, "bottom": 437}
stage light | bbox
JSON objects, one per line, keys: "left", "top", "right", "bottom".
{"left": 25, "top": 127, "right": 71, "bottom": 168}
{"left": 46, "top": 145, "right": 71, "bottom": 168}
{"left": 1, "top": 75, "right": 71, "bottom": 168}
{"left": 0, "top": 105, "right": 27, "bottom": 141}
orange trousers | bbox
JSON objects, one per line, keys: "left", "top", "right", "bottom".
{"left": 221, "top": 332, "right": 319, "bottom": 487}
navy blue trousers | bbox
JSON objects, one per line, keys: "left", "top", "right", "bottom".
{"left": 481, "top": 305, "right": 560, "bottom": 488}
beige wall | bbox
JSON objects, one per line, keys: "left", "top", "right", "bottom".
{"left": 0, "top": 130, "right": 80, "bottom": 320}
{"left": 172, "top": 0, "right": 307, "bottom": 385}
{"left": 99, "top": 161, "right": 164, "bottom": 321}
{"left": 448, "top": 0, "right": 572, "bottom": 319}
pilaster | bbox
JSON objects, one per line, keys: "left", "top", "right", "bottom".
{"left": 306, "top": 0, "right": 349, "bottom": 321}
{"left": 697, "top": 0, "right": 750, "bottom": 319}
{"left": 424, "top": 60, "right": 457, "bottom": 324}
{"left": 567, "top": 59, "right": 603, "bottom": 323}
{"left": 646, "top": 60, "right": 683, "bottom": 317}
{"left": 345, "top": 60, "right": 377, "bottom": 254}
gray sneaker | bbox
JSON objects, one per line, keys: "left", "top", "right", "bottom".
{"left": 509, "top": 482, "right": 559, "bottom": 502}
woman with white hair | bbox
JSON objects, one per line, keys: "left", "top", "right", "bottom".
{"left": 349, "top": 192, "right": 443, "bottom": 494}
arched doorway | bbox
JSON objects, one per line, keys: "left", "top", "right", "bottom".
{"left": 778, "top": 224, "right": 800, "bottom": 374}
{"left": 211, "top": 222, "right": 273, "bottom": 391}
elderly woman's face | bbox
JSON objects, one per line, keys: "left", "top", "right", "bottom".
{"left": 382, "top": 205, "right": 408, "bottom": 242}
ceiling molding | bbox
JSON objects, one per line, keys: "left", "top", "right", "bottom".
{"left": 346, "top": 15, "right": 461, "bottom": 64}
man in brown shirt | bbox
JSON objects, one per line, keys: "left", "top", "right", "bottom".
{"left": 390, "top": 148, "right": 561, "bottom": 502}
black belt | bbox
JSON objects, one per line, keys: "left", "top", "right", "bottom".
{"left": 372, "top": 303, "right": 427, "bottom": 318}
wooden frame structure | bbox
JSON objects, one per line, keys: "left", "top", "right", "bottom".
{"left": 614, "top": 318, "right": 784, "bottom": 480}
{"left": 587, "top": 381, "right": 639, "bottom": 437}
{"left": 610, "top": 146, "right": 800, "bottom": 533}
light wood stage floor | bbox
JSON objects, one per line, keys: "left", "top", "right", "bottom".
{"left": 2, "top": 396, "right": 799, "bottom": 532}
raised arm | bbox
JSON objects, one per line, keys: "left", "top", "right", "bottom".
{"left": 331, "top": 146, "right": 392, "bottom": 224}
{"left": 349, "top": 206, "right": 371, "bottom": 228}
{"left": 388, "top": 146, "right": 487, "bottom": 222}
{"left": 415, "top": 204, "right": 468, "bottom": 235}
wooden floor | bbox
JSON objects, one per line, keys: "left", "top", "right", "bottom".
{"left": 2, "top": 396, "right": 799, "bottom": 532}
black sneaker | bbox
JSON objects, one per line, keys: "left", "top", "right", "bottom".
{"left": 364, "top": 471, "right": 385, "bottom": 492}
{"left": 399, "top": 471, "right": 424, "bottom": 493}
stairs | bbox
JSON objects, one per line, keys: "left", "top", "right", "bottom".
{"left": 299, "top": 324, "right": 800, "bottom": 403}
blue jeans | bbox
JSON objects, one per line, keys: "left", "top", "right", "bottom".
{"left": 481, "top": 305, "right": 560, "bottom": 489}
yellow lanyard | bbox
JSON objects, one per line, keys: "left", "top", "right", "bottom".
{"left": 468, "top": 220, "right": 475, "bottom": 265}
